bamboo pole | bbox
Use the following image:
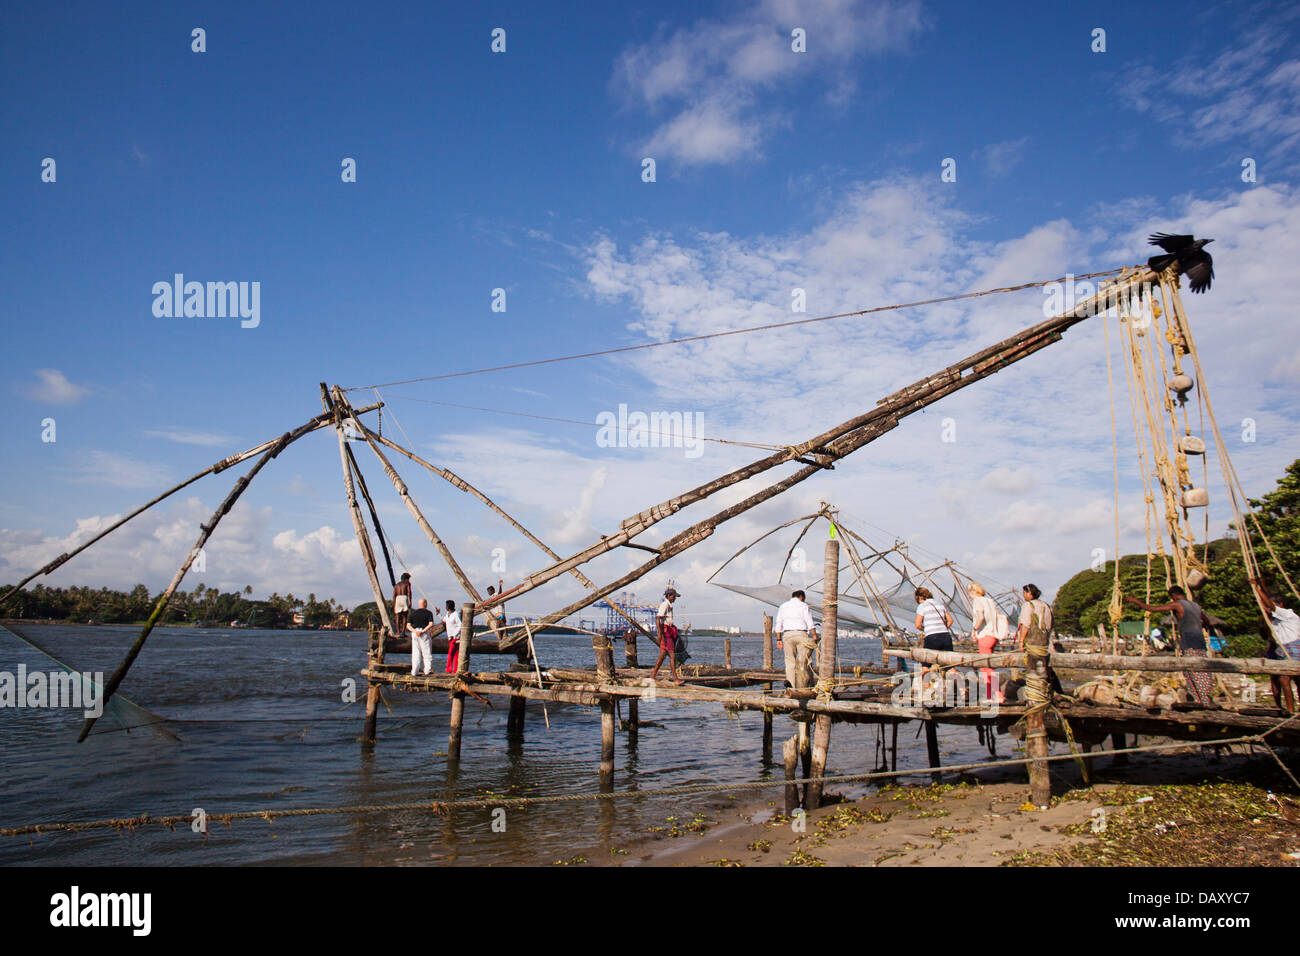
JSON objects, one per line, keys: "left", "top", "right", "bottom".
{"left": 624, "top": 627, "right": 639, "bottom": 738}
{"left": 360, "top": 425, "right": 649, "bottom": 641}
{"left": 448, "top": 602, "right": 475, "bottom": 762}
{"left": 592, "top": 631, "right": 616, "bottom": 785}
{"left": 472, "top": 271, "right": 1157, "bottom": 623}
{"left": 925, "top": 722, "right": 942, "bottom": 783}
{"left": 762, "top": 613, "right": 774, "bottom": 761}
{"left": 504, "top": 328, "right": 1083, "bottom": 633}
{"left": 807, "top": 537, "right": 839, "bottom": 809}
{"left": 783, "top": 736, "right": 800, "bottom": 815}
{"left": 322, "top": 386, "right": 399, "bottom": 749}
{"left": 1025, "top": 622, "right": 1052, "bottom": 807}
{"left": 78, "top": 422, "right": 311, "bottom": 740}
{"left": 336, "top": 390, "right": 491, "bottom": 621}
{"left": 0, "top": 402, "right": 380, "bottom": 613}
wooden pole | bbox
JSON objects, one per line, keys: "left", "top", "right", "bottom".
{"left": 447, "top": 602, "right": 475, "bottom": 762}
{"left": 889, "top": 646, "right": 1300, "bottom": 677}
{"left": 339, "top": 390, "right": 493, "bottom": 622}
{"left": 624, "top": 628, "right": 639, "bottom": 738}
{"left": 724, "top": 637, "right": 732, "bottom": 669}
{"left": 363, "top": 626, "right": 381, "bottom": 744}
{"left": 1025, "top": 616, "right": 1052, "bottom": 807}
{"left": 592, "top": 631, "right": 616, "bottom": 785}
{"left": 507, "top": 645, "right": 528, "bottom": 739}
{"left": 361, "top": 425, "right": 649, "bottom": 641}
{"left": 783, "top": 735, "right": 800, "bottom": 815}
{"left": 78, "top": 422, "right": 311, "bottom": 741}
{"left": 0, "top": 402, "right": 380, "bottom": 614}
{"left": 925, "top": 721, "right": 942, "bottom": 783}
{"left": 762, "top": 613, "right": 774, "bottom": 760}
{"left": 807, "top": 537, "right": 839, "bottom": 809}
{"left": 464, "top": 271, "right": 1157, "bottom": 623}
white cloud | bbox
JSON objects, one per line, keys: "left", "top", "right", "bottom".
{"left": 20, "top": 368, "right": 89, "bottom": 405}
{"left": 613, "top": 0, "right": 925, "bottom": 166}
{"left": 975, "top": 136, "right": 1029, "bottom": 178}
{"left": 1119, "top": 20, "right": 1300, "bottom": 165}
{"left": 142, "top": 426, "right": 238, "bottom": 448}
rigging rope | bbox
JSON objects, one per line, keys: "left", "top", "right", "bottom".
{"left": 343, "top": 267, "right": 1134, "bottom": 391}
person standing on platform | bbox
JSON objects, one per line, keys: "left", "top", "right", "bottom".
{"left": 967, "top": 582, "right": 1002, "bottom": 703}
{"left": 775, "top": 589, "right": 819, "bottom": 690}
{"left": 443, "top": 599, "right": 463, "bottom": 673}
{"left": 914, "top": 586, "right": 955, "bottom": 691}
{"left": 393, "top": 572, "right": 412, "bottom": 640}
{"left": 407, "top": 598, "right": 436, "bottom": 676}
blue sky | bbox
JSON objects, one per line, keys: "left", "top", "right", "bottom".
{"left": 3, "top": 0, "right": 1298, "bottom": 622}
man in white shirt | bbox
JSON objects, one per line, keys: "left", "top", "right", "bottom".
{"left": 774, "top": 590, "right": 819, "bottom": 690}
{"left": 650, "top": 587, "right": 682, "bottom": 683}
{"left": 1253, "top": 580, "right": 1300, "bottom": 713}
{"left": 443, "top": 599, "right": 464, "bottom": 674}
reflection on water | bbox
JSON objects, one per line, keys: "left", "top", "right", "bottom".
{"left": 0, "top": 624, "right": 1005, "bottom": 865}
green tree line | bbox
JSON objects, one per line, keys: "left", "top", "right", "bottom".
{"left": 1, "top": 581, "right": 353, "bottom": 628}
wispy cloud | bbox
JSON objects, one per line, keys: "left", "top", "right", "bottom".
{"left": 141, "top": 426, "right": 238, "bottom": 448}
{"left": 1118, "top": 17, "right": 1300, "bottom": 165}
{"left": 68, "top": 451, "right": 171, "bottom": 490}
{"left": 613, "top": 0, "right": 926, "bottom": 166}
{"left": 975, "top": 136, "right": 1029, "bottom": 178}
{"left": 19, "top": 368, "right": 89, "bottom": 405}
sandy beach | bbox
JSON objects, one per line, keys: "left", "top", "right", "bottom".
{"left": 609, "top": 744, "right": 1300, "bottom": 867}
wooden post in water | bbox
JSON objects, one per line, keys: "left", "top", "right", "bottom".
{"left": 925, "top": 721, "right": 942, "bottom": 783}
{"left": 807, "top": 537, "right": 839, "bottom": 809}
{"left": 762, "top": 613, "right": 774, "bottom": 760}
{"left": 783, "top": 736, "right": 800, "bottom": 815}
{"left": 724, "top": 637, "right": 732, "bottom": 669}
{"left": 447, "top": 602, "right": 475, "bottom": 763}
{"left": 363, "top": 626, "right": 382, "bottom": 743}
{"left": 592, "top": 631, "right": 616, "bottom": 785}
{"left": 623, "top": 628, "right": 639, "bottom": 738}
{"left": 507, "top": 643, "right": 529, "bottom": 739}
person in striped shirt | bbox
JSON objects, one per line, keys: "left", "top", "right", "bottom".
{"left": 914, "top": 587, "right": 955, "bottom": 688}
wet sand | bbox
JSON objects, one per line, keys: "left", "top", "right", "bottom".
{"left": 607, "top": 743, "right": 1300, "bottom": 867}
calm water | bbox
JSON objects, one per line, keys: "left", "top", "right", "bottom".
{"left": 0, "top": 623, "right": 1000, "bottom": 866}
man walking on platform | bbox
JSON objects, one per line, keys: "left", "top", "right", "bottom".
{"left": 775, "top": 589, "right": 819, "bottom": 690}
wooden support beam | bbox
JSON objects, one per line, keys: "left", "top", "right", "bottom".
{"left": 623, "top": 628, "right": 639, "bottom": 738}
{"left": 0, "top": 402, "right": 380, "bottom": 614}
{"left": 887, "top": 647, "right": 1300, "bottom": 677}
{"left": 78, "top": 420, "right": 312, "bottom": 741}
{"left": 807, "top": 537, "right": 839, "bottom": 810}
{"left": 762, "top": 613, "right": 774, "bottom": 761}
{"left": 448, "top": 602, "right": 475, "bottom": 762}
{"left": 925, "top": 721, "right": 941, "bottom": 783}
{"left": 592, "top": 631, "right": 616, "bottom": 785}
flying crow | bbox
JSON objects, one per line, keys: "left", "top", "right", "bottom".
{"left": 1147, "top": 233, "right": 1214, "bottom": 293}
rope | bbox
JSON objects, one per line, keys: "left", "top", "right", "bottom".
{"left": 343, "top": 267, "right": 1135, "bottom": 391}
{"left": 384, "top": 393, "right": 786, "bottom": 452}
{"left": 7, "top": 721, "right": 1296, "bottom": 838}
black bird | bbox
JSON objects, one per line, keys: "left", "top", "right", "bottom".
{"left": 1147, "top": 232, "right": 1215, "bottom": 293}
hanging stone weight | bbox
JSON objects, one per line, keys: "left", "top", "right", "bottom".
{"left": 1168, "top": 374, "right": 1194, "bottom": 402}
{"left": 1178, "top": 435, "right": 1206, "bottom": 456}
{"left": 1186, "top": 567, "right": 1209, "bottom": 589}
{"left": 1181, "top": 488, "right": 1209, "bottom": 508}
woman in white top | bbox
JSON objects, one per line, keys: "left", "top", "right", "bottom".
{"left": 967, "top": 582, "right": 1001, "bottom": 702}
